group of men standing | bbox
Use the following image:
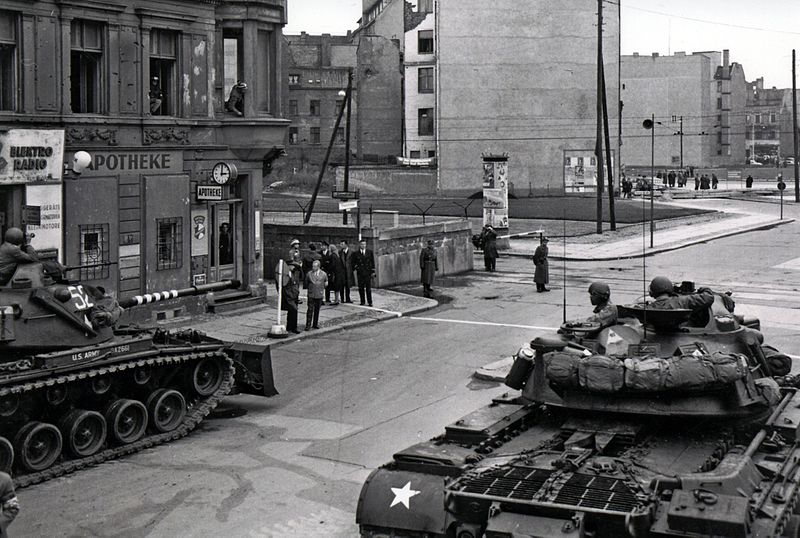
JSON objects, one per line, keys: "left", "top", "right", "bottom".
{"left": 278, "top": 238, "right": 376, "bottom": 333}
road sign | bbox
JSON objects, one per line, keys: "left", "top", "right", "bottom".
{"left": 332, "top": 190, "right": 359, "bottom": 200}
{"left": 339, "top": 200, "right": 358, "bottom": 211}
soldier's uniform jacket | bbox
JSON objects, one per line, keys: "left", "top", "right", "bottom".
{"left": 589, "top": 301, "right": 618, "bottom": 328}
{"left": 533, "top": 244, "right": 549, "bottom": 284}
{"left": 420, "top": 246, "right": 438, "bottom": 285}
{"left": 649, "top": 288, "right": 714, "bottom": 311}
{"left": 0, "top": 472, "right": 18, "bottom": 538}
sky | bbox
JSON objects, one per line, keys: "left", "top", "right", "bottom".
{"left": 284, "top": 0, "right": 800, "bottom": 89}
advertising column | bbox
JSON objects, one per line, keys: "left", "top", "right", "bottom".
{"left": 482, "top": 154, "right": 509, "bottom": 243}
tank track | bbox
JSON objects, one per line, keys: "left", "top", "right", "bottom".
{"left": 2, "top": 350, "right": 234, "bottom": 489}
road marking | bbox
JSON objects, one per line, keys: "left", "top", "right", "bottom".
{"left": 774, "top": 257, "right": 800, "bottom": 271}
{"left": 409, "top": 316, "right": 557, "bottom": 331}
{"left": 350, "top": 304, "right": 402, "bottom": 317}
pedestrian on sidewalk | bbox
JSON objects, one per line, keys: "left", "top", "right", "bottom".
{"left": 323, "top": 243, "right": 341, "bottom": 305}
{"left": 305, "top": 259, "right": 328, "bottom": 330}
{"left": 277, "top": 258, "right": 302, "bottom": 334}
{"left": 352, "top": 239, "right": 376, "bottom": 306}
{"left": 0, "top": 471, "right": 18, "bottom": 538}
{"left": 339, "top": 239, "right": 355, "bottom": 303}
{"left": 533, "top": 236, "right": 550, "bottom": 292}
{"left": 746, "top": 175, "right": 753, "bottom": 188}
{"left": 419, "top": 239, "right": 438, "bottom": 298}
{"left": 481, "top": 225, "right": 498, "bottom": 271}
{"left": 711, "top": 173, "right": 718, "bottom": 189}
{"left": 301, "top": 242, "right": 321, "bottom": 288}
{"left": 694, "top": 175, "right": 700, "bottom": 190}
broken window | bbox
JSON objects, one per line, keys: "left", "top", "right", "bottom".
{"left": 149, "top": 29, "right": 177, "bottom": 116}
{"left": 71, "top": 19, "right": 104, "bottom": 113}
{"left": 336, "top": 127, "right": 345, "bottom": 144}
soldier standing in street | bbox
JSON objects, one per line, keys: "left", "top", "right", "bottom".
{"left": 533, "top": 236, "right": 550, "bottom": 292}
{"left": 419, "top": 239, "right": 438, "bottom": 298}
{"left": 0, "top": 471, "right": 19, "bottom": 538}
{"left": 481, "top": 225, "right": 498, "bottom": 272}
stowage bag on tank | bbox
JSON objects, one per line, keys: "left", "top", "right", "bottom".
{"left": 762, "top": 345, "right": 792, "bottom": 377}
{"left": 707, "top": 353, "right": 747, "bottom": 384}
{"left": 578, "top": 355, "right": 624, "bottom": 393}
{"left": 665, "top": 355, "right": 717, "bottom": 390}
{"left": 623, "top": 357, "right": 668, "bottom": 391}
{"left": 544, "top": 351, "right": 581, "bottom": 388}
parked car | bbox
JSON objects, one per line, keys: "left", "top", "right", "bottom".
{"left": 748, "top": 159, "right": 763, "bottom": 166}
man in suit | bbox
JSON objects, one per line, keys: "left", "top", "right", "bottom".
{"left": 338, "top": 239, "right": 355, "bottom": 303}
{"left": 305, "top": 259, "right": 328, "bottom": 330}
{"left": 351, "top": 239, "right": 376, "bottom": 306}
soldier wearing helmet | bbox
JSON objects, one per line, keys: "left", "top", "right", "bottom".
{"left": 0, "top": 227, "right": 39, "bottom": 285}
{"left": 587, "top": 281, "right": 618, "bottom": 328}
{"left": 648, "top": 276, "right": 714, "bottom": 313}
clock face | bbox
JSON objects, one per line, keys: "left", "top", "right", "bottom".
{"left": 212, "top": 162, "right": 230, "bottom": 184}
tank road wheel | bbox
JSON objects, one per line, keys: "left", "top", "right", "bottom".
{"left": 14, "top": 422, "right": 62, "bottom": 472}
{"left": 105, "top": 399, "right": 148, "bottom": 445}
{"left": 45, "top": 385, "right": 69, "bottom": 406}
{"left": 59, "top": 410, "right": 106, "bottom": 458}
{"left": 190, "top": 358, "right": 224, "bottom": 396}
{"left": 784, "top": 516, "right": 800, "bottom": 538}
{"left": 0, "top": 394, "right": 19, "bottom": 417}
{"left": 133, "top": 366, "right": 153, "bottom": 386}
{"left": 146, "top": 389, "right": 187, "bottom": 433}
{"left": 0, "top": 437, "right": 13, "bottom": 473}
{"left": 91, "top": 376, "right": 112, "bottom": 396}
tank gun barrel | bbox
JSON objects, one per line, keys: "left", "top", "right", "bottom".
{"left": 62, "top": 261, "right": 118, "bottom": 272}
{"left": 119, "top": 280, "right": 241, "bottom": 308}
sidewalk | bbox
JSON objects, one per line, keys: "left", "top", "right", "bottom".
{"left": 169, "top": 288, "right": 437, "bottom": 347}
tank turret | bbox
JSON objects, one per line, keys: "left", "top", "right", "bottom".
{"left": 356, "top": 283, "right": 800, "bottom": 537}
{"left": 0, "top": 264, "right": 276, "bottom": 488}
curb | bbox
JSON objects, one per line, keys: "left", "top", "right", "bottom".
{"left": 502, "top": 217, "right": 794, "bottom": 262}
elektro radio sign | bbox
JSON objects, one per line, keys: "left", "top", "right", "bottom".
{"left": 197, "top": 185, "right": 223, "bottom": 201}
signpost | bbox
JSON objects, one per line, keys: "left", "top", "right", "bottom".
{"left": 338, "top": 200, "right": 358, "bottom": 211}
{"left": 332, "top": 189, "right": 359, "bottom": 200}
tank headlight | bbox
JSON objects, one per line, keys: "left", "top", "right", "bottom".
{"left": 517, "top": 347, "right": 534, "bottom": 359}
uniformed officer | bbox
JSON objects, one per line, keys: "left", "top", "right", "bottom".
{"left": 586, "top": 281, "right": 618, "bottom": 328}
{"left": 647, "top": 276, "right": 714, "bottom": 312}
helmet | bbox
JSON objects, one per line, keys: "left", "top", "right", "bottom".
{"left": 649, "top": 276, "right": 674, "bottom": 297}
{"left": 588, "top": 282, "right": 610, "bottom": 300}
{"left": 4, "top": 227, "right": 24, "bottom": 246}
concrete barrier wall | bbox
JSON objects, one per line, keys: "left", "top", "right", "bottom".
{"left": 334, "top": 165, "right": 437, "bottom": 195}
{"left": 263, "top": 219, "right": 474, "bottom": 287}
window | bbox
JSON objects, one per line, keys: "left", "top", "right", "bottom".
{"left": 149, "top": 29, "right": 177, "bottom": 116}
{"left": 288, "top": 127, "right": 298, "bottom": 145}
{"left": 418, "top": 30, "right": 433, "bottom": 54}
{"left": 418, "top": 108, "right": 433, "bottom": 136}
{"left": 223, "top": 29, "right": 243, "bottom": 104}
{"left": 717, "top": 132, "right": 723, "bottom": 144}
{"left": 310, "top": 100, "right": 320, "bottom": 116}
{"left": 590, "top": 157, "right": 596, "bottom": 166}
{"left": 336, "top": 127, "right": 345, "bottom": 144}
{"left": 156, "top": 217, "right": 182, "bottom": 270}
{"left": 79, "top": 223, "right": 110, "bottom": 280}
{"left": 418, "top": 67, "right": 434, "bottom": 93}
{"left": 717, "top": 80, "right": 722, "bottom": 92}
{"left": 427, "top": 150, "right": 436, "bottom": 158}
{"left": 418, "top": 0, "right": 433, "bottom": 12}
{"left": 289, "top": 74, "right": 299, "bottom": 85}
{"left": 755, "top": 114, "right": 761, "bottom": 124}
{"left": 71, "top": 19, "right": 104, "bottom": 113}
{"left": 770, "top": 113, "right": 776, "bottom": 123}
{"left": 310, "top": 127, "right": 320, "bottom": 144}
{"left": 410, "top": 150, "right": 421, "bottom": 158}
{"left": 746, "top": 114, "right": 750, "bottom": 123}
{"left": 335, "top": 99, "right": 344, "bottom": 115}
{"left": 671, "top": 156, "right": 680, "bottom": 164}
{"left": 716, "top": 97, "right": 722, "bottom": 110}
{"left": 0, "top": 11, "right": 16, "bottom": 111}
{"left": 288, "top": 99, "right": 298, "bottom": 116}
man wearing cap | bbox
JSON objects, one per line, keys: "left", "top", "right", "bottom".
{"left": 419, "top": 239, "right": 438, "bottom": 298}
{"left": 533, "top": 236, "right": 550, "bottom": 292}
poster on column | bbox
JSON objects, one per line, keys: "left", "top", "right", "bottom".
{"left": 24, "top": 184, "right": 63, "bottom": 261}
{"left": 481, "top": 155, "right": 509, "bottom": 230}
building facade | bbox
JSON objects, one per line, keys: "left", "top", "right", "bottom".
{"left": 746, "top": 78, "right": 791, "bottom": 165}
{"left": 0, "top": 0, "right": 288, "bottom": 319}
{"left": 712, "top": 50, "right": 747, "bottom": 167}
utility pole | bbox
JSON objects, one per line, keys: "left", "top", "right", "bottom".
{"left": 601, "top": 61, "right": 615, "bottom": 230}
{"left": 343, "top": 67, "right": 354, "bottom": 224}
{"left": 595, "top": 0, "right": 604, "bottom": 234}
{"left": 793, "top": 49, "right": 799, "bottom": 202}
{"left": 679, "top": 116, "right": 684, "bottom": 170}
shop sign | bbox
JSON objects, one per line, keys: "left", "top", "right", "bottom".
{"left": 197, "top": 185, "right": 223, "bottom": 201}
{"left": 70, "top": 150, "right": 183, "bottom": 176}
{"left": 0, "top": 129, "right": 65, "bottom": 184}
{"left": 24, "top": 205, "right": 41, "bottom": 226}
{"left": 25, "top": 184, "right": 63, "bottom": 262}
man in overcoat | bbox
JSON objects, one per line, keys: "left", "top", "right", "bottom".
{"left": 351, "top": 239, "right": 376, "bottom": 306}
{"left": 338, "top": 240, "right": 355, "bottom": 303}
{"left": 481, "top": 225, "right": 498, "bottom": 272}
{"left": 533, "top": 236, "right": 550, "bottom": 292}
{"left": 419, "top": 239, "right": 438, "bottom": 298}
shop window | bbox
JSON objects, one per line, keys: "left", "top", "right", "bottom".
{"left": 149, "top": 29, "right": 177, "bottom": 116}
{"left": 70, "top": 19, "right": 104, "bottom": 113}
{"left": 336, "top": 127, "right": 345, "bottom": 144}
{"left": 418, "top": 108, "right": 433, "bottom": 136}
{"left": 417, "top": 30, "right": 433, "bottom": 54}
{"left": 79, "top": 223, "right": 110, "bottom": 280}
{"left": 288, "top": 127, "right": 298, "bottom": 145}
{"left": 418, "top": 30, "right": 433, "bottom": 54}
{"left": 0, "top": 10, "right": 17, "bottom": 111}
{"left": 310, "top": 127, "right": 320, "bottom": 145}
{"left": 418, "top": 67, "right": 433, "bottom": 93}
{"left": 223, "top": 29, "right": 243, "bottom": 104}
{"left": 288, "top": 99, "right": 298, "bottom": 116}
{"left": 310, "top": 99, "right": 320, "bottom": 116}
{"left": 156, "top": 217, "right": 182, "bottom": 270}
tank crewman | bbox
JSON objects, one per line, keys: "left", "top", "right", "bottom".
{"left": 586, "top": 281, "right": 618, "bottom": 328}
{"left": 0, "top": 470, "right": 19, "bottom": 538}
{"left": 0, "top": 227, "right": 38, "bottom": 285}
{"left": 647, "top": 276, "right": 714, "bottom": 312}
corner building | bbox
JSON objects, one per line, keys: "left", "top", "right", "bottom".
{"left": 0, "top": 0, "right": 288, "bottom": 319}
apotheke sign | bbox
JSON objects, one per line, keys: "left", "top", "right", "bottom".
{"left": 197, "top": 185, "right": 223, "bottom": 200}
{"left": 69, "top": 150, "right": 183, "bottom": 176}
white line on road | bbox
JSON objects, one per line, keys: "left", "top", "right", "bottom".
{"left": 351, "top": 304, "right": 403, "bottom": 317}
{"left": 409, "top": 316, "right": 557, "bottom": 331}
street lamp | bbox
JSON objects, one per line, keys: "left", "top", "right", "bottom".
{"left": 642, "top": 116, "right": 659, "bottom": 248}
{"left": 339, "top": 68, "right": 353, "bottom": 225}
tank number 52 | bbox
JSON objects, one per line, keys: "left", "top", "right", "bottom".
{"left": 68, "top": 285, "right": 95, "bottom": 310}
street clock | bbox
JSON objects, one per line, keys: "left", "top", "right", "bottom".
{"left": 211, "top": 162, "right": 238, "bottom": 184}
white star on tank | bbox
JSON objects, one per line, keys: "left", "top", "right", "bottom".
{"left": 390, "top": 481, "right": 420, "bottom": 509}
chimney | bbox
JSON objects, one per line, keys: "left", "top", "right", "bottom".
{"left": 723, "top": 49, "right": 729, "bottom": 69}
{"left": 652, "top": 52, "right": 659, "bottom": 58}
{"left": 757, "top": 77, "right": 764, "bottom": 90}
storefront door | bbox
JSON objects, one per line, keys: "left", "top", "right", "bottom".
{"left": 208, "top": 201, "right": 241, "bottom": 282}
{"left": 0, "top": 185, "right": 25, "bottom": 238}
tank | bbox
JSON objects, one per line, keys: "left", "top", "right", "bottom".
{"left": 0, "top": 262, "right": 277, "bottom": 488}
{"left": 357, "top": 282, "right": 800, "bottom": 538}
